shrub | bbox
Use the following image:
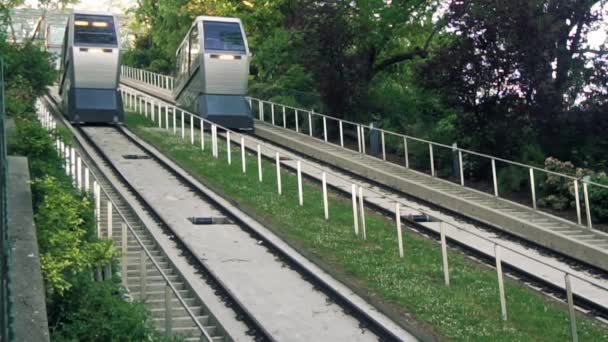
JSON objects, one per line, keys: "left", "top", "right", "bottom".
{"left": 588, "top": 174, "right": 608, "bottom": 223}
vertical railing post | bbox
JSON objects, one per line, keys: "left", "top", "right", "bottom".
{"left": 530, "top": 168, "right": 537, "bottom": 209}
{"left": 339, "top": 121, "right": 344, "bottom": 148}
{"left": 190, "top": 115, "right": 194, "bottom": 145}
{"left": 396, "top": 203, "right": 404, "bottom": 258}
{"left": 226, "top": 131, "right": 231, "bottom": 165}
{"left": 440, "top": 222, "right": 450, "bottom": 286}
{"left": 282, "top": 106, "right": 286, "bottom": 128}
{"left": 181, "top": 111, "right": 185, "bottom": 140}
{"left": 271, "top": 104, "right": 275, "bottom": 125}
{"left": 459, "top": 150, "right": 464, "bottom": 186}
{"left": 323, "top": 117, "right": 327, "bottom": 143}
{"left": 295, "top": 110, "right": 299, "bottom": 133}
{"left": 107, "top": 201, "right": 113, "bottom": 239}
{"left": 241, "top": 137, "right": 246, "bottom": 174}
{"left": 297, "top": 161, "right": 303, "bottom": 205}
{"left": 351, "top": 185, "right": 359, "bottom": 236}
{"left": 429, "top": 144, "right": 435, "bottom": 177}
{"left": 583, "top": 181, "right": 592, "bottom": 229}
{"left": 275, "top": 152, "right": 282, "bottom": 195}
{"left": 172, "top": 107, "right": 177, "bottom": 134}
{"left": 259, "top": 101, "right": 263, "bottom": 121}
{"left": 308, "top": 111, "right": 312, "bottom": 137}
{"left": 121, "top": 222, "right": 128, "bottom": 287}
{"left": 358, "top": 186, "right": 366, "bottom": 240}
{"left": 492, "top": 158, "right": 499, "bottom": 197}
{"left": 84, "top": 167, "right": 90, "bottom": 192}
{"left": 381, "top": 131, "right": 386, "bottom": 161}
{"left": 574, "top": 180, "right": 582, "bottom": 225}
{"left": 357, "top": 125, "right": 362, "bottom": 153}
{"left": 495, "top": 245, "right": 507, "bottom": 321}
{"left": 404, "top": 137, "right": 409, "bottom": 168}
{"left": 257, "top": 144, "right": 262, "bottom": 182}
{"left": 322, "top": 172, "right": 328, "bottom": 220}
{"left": 565, "top": 274, "right": 579, "bottom": 342}
{"left": 200, "top": 119, "right": 205, "bottom": 150}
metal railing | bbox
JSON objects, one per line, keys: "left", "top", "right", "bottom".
{"left": 0, "top": 56, "right": 14, "bottom": 342}
{"left": 119, "top": 82, "right": 608, "bottom": 340}
{"left": 36, "top": 102, "right": 214, "bottom": 341}
{"left": 120, "top": 65, "right": 608, "bottom": 231}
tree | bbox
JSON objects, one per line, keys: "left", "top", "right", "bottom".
{"left": 418, "top": 0, "right": 608, "bottom": 160}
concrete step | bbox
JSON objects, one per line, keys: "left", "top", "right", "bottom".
{"left": 132, "top": 289, "right": 191, "bottom": 301}
{"left": 153, "top": 316, "right": 214, "bottom": 330}
{"left": 146, "top": 297, "right": 198, "bottom": 309}
{"left": 149, "top": 305, "right": 204, "bottom": 318}
{"left": 128, "top": 281, "right": 187, "bottom": 293}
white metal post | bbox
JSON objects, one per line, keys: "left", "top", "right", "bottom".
{"left": 565, "top": 274, "right": 579, "bottom": 342}
{"left": 225, "top": 131, "right": 231, "bottom": 164}
{"left": 121, "top": 222, "right": 127, "bottom": 287}
{"left": 76, "top": 156, "right": 82, "bottom": 190}
{"left": 396, "top": 203, "right": 404, "bottom": 258}
{"left": 172, "top": 108, "right": 177, "bottom": 134}
{"left": 271, "top": 104, "right": 275, "bottom": 125}
{"left": 583, "top": 182, "right": 592, "bottom": 229}
{"left": 257, "top": 144, "right": 262, "bottom": 182}
{"left": 339, "top": 121, "right": 344, "bottom": 147}
{"left": 107, "top": 202, "right": 113, "bottom": 239}
{"left": 440, "top": 222, "right": 450, "bottom": 286}
{"left": 574, "top": 180, "right": 582, "bottom": 225}
{"left": 259, "top": 101, "right": 263, "bottom": 121}
{"left": 140, "top": 250, "right": 146, "bottom": 300}
{"left": 181, "top": 111, "right": 185, "bottom": 140}
{"left": 459, "top": 151, "right": 464, "bottom": 186}
{"left": 352, "top": 184, "right": 359, "bottom": 236}
{"left": 492, "top": 158, "right": 499, "bottom": 197}
{"left": 495, "top": 245, "right": 507, "bottom": 321}
{"left": 308, "top": 112, "right": 312, "bottom": 137}
{"left": 322, "top": 172, "right": 328, "bottom": 220}
{"left": 200, "top": 119, "right": 205, "bottom": 150}
{"left": 404, "top": 137, "right": 409, "bottom": 168}
{"left": 381, "top": 132, "right": 386, "bottom": 161}
{"left": 358, "top": 186, "right": 366, "bottom": 240}
{"left": 158, "top": 104, "right": 162, "bottom": 128}
{"left": 190, "top": 115, "right": 194, "bottom": 145}
{"left": 241, "top": 137, "right": 246, "bottom": 174}
{"left": 275, "top": 152, "right": 282, "bottom": 195}
{"left": 361, "top": 127, "right": 366, "bottom": 154}
{"left": 323, "top": 117, "right": 327, "bottom": 142}
{"left": 429, "top": 144, "right": 435, "bottom": 177}
{"left": 94, "top": 182, "right": 101, "bottom": 238}
{"left": 70, "top": 147, "right": 76, "bottom": 182}
{"left": 165, "top": 106, "right": 169, "bottom": 130}
{"left": 357, "top": 125, "right": 362, "bottom": 153}
{"left": 295, "top": 110, "right": 299, "bottom": 133}
{"left": 529, "top": 168, "right": 537, "bottom": 209}
{"left": 282, "top": 106, "right": 286, "bottom": 128}
{"left": 84, "top": 167, "right": 90, "bottom": 192}
{"left": 297, "top": 161, "right": 303, "bottom": 205}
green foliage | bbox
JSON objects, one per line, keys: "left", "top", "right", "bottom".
{"left": 34, "top": 175, "right": 115, "bottom": 294}
{"left": 48, "top": 273, "right": 165, "bottom": 342}
{"left": 589, "top": 175, "right": 608, "bottom": 222}
{"left": 498, "top": 144, "right": 545, "bottom": 193}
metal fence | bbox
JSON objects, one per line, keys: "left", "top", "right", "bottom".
{"left": 120, "top": 65, "right": 608, "bottom": 231}
{"left": 0, "top": 57, "right": 14, "bottom": 341}
{"left": 119, "top": 82, "right": 608, "bottom": 340}
{"left": 36, "top": 102, "right": 214, "bottom": 341}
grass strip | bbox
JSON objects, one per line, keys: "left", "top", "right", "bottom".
{"left": 126, "top": 112, "right": 608, "bottom": 341}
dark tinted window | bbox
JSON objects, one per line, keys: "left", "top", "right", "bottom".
{"left": 73, "top": 14, "right": 117, "bottom": 45}
{"left": 203, "top": 21, "right": 245, "bottom": 52}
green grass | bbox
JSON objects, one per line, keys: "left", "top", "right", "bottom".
{"left": 126, "top": 112, "right": 608, "bottom": 341}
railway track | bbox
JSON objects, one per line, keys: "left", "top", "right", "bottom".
{"left": 41, "top": 94, "right": 418, "bottom": 342}
{"left": 117, "top": 78, "right": 608, "bottom": 324}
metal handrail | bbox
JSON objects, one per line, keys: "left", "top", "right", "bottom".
{"left": 37, "top": 102, "right": 214, "bottom": 341}
{"left": 120, "top": 65, "right": 608, "bottom": 231}
{"left": 119, "top": 83, "right": 608, "bottom": 296}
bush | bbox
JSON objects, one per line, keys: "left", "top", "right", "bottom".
{"left": 48, "top": 273, "right": 166, "bottom": 342}
{"left": 589, "top": 175, "right": 608, "bottom": 223}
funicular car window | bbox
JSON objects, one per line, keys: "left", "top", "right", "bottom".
{"left": 74, "top": 14, "right": 117, "bottom": 45}
{"left": 203, "top": 21, "right": 245, "bottom": 52}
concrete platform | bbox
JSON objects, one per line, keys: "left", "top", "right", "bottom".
{"left": 7, "top": 156, "right": 50, "bottom": 342}
{"left": 83, "top": 126, "right": 414, "bottom": 342}
{"left": 120, "top": 77, "right": 608, "bottom": 314}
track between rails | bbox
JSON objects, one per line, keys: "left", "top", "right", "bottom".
{"left": 42, "top": 93, "right": 418, "bottom": 341}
